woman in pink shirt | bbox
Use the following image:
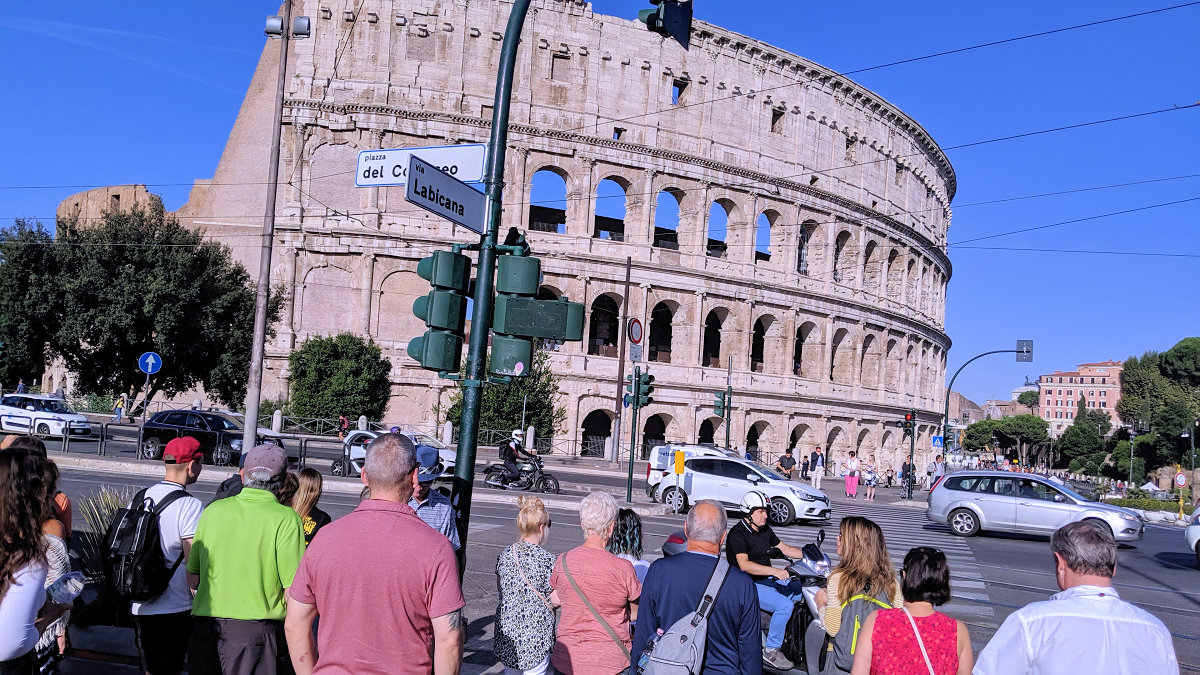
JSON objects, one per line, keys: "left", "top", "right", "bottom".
{"left": 549, "top": 492, "right": 641, "bottom": 675}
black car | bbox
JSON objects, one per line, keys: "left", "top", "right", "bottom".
{"left": 140, "top": 410, "right": 285, "bottom": 466}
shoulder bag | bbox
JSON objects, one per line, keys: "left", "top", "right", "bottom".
{"left": 513, "top": 544, "right": 555, "bottom": 615}
{"left": 561, "top": 551, "right": 631, "bottom": 659}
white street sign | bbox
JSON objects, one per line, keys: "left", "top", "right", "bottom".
{"left": 404, "top": 155, "right": 487, "bottom": 233}
{"left": 356, "top": 143, "right": 486, "bottom": 187}
{"left": 630, "top": 344, "right": 643, "bottom": 362}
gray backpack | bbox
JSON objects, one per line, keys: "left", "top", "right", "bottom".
{"left": 637, "top": 557, "right": 730, "bottom": 674}
{"left": 828, "top": 584, "right": 892, "bottom": 671}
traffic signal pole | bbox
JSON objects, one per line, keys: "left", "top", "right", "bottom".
{"left": 626, "top": 366, "right": 642, "bottom": 503}
{"left": 725, "top": 357, "right": 732, "bottom": 451}
{"left": 451, "top": 0, "right": 532, "bottom": 576}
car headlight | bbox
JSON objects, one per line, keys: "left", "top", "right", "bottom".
{"left": 791, "top": 488, "right": 817, "bottom": 501}
{"left": 1119, "top": 513, "right": 1140, "bottom": 522}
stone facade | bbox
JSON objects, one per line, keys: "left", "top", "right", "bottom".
{"left": 73, "top": 0, "right": 954, "bottom": 471}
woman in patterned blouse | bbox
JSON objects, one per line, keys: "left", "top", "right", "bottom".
{"left": 494, "top": 496, "right": 556, "bottom": 674}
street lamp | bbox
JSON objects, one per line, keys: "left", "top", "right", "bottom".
{"left": 1182, "top": 420, "right": 1196, "bottom": 472}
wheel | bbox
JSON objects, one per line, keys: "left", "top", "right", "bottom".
{"left": 141, "top": 437, "right": 163, "bottom": 460}
{"left": 661, "top": 487, "right": 689, "bottom": 513}
{"left": 645, "top": 481, "right": 657, "bottom": 499}
{"left": 1083, "top": 518, "right": 1113, "bottom": 539}
{"left": 1195, "top": 542, "right": 1199, "bottom": 568}
{"left": 769, "top": 498, "right": 795, "bottom": 526}
{"left": 949, "top": 508, "right": 980, "bottom": 537}
{"left": 331, "top": 460, "right": 346, "bottom": 477}
{"left": 212, "top": 443, "right": 233, "bottom": 467}
{"left": 36, "top": 423, "right": 51, "bottom": 436}
{"left": 536, "top": 475, "right": 560, "bottom": 494}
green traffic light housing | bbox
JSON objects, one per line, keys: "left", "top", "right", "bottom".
{"left": 638, "top": 0, "right": 692, "bottom": 50}
{"left": 638, "top": 373, "right": 655, "bottom": 408}
{"left": 409, "top": 250, "right": 472, "bottom": 373}
{"left": 714, "top": 390, "right": 726, "bottom": 417}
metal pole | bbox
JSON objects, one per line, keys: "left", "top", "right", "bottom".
{"left": 907, "top": 420, "right": 917, "bottom": 499}
{"left": 451, "top": 0, "right": 533, "bottom": 577}
{"left": 521, "top": 394, "right": 527, "bottom": 430}
{"left": 612, "top": 257, "right": 633, "bottom": 464}
{"left": 626, "top": 366, "right": 641, "bottom": 503}
{"left": 243, "top": 0, "right": 292, "bottom": 452}
{"left": 941, "top": 349, "right": 1017, "bottom": 446}
{"left": 725, "top": 357, "right": 732, "bottom": 452}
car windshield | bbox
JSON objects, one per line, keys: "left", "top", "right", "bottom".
{"left": 410, "top": 432, "right": 447, "bottom": 450}
{"left": 1050, "top": 480, "right": 1089, "bottom": 502}
{"left": 751, "top": 464, "right": 791, "bottom": 481}
{"left": 35, "top": 399, "right": 73, "bottom": 414}
{"left": 205, "top": 415, "right": 242, "bottom": 431}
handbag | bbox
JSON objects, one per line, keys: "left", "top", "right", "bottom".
{"left": 901, "top": 608, "right": 937, "bottom": 675}
{"left": 561, "top": 551, "right": 631, "bottom": 660}
{"left": 513, "top": 544, "right": 554, "bottom": 615}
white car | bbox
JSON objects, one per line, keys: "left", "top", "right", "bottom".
{"left": 659, "top": 454, "right": 831, "bottom": 526}
{"left": 0, "top": 394, "right": 92, "bottom": 437}
{"left": 1187, "top": 506, "right": 1200, "bottom": 567}
{"left": 645, "top": 443, "right": 740, "bottom": 499}
{"left": 335, "top": 429, "right": 456, "bottom": 479}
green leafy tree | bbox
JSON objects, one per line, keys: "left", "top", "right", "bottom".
{"left": 997, "top": 414, "right": 1049, "bottom": 467}
{"left": 1056, "top": 423, "right": 1103, "bottom": 464}
{"left": 0, "top": 219, "right": 58, "bottom": 385}
{"left": 444, "top": 347, "right": 567, "bottom": 440}
{"left": 1160, "top": 337, "right": 1200, "bottom": 387}
{"left": 962, "top": 418, "right": 1002, "bottom": 452}
{"left": 1081, "top": 408, "right": 1112, "bottom": 437}
{"left": 288, "top": 333, "right": 392, "bottom": 421}
{"left": 50, "top": 205, "right": 282, "bottom": 407}
{"left": 1017, "top": 389, "right": 1039, "bottom": 413}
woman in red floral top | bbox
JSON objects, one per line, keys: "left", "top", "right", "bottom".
{"left": 850, "top": 547, "right": 973, "bottom": 675}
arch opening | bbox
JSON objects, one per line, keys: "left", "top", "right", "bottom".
{"left": 653, "top": 188, "right": 683, "bottom": 250}
{"left": 587, "top": 294, "right": 620, "bottom": 356}
{"left": 703, "top": 310, "right": 723, "bottom": 367}
{"left": 593, "top": 178, "right": 627, "bottom": 241}
{"left": 580, "top": 409, "right": 613, "bottom": 458}
{"left": 707, "top": 201, "right": 730, "bottom": 258}
{"left": 529, "top": 169, "right": 567, "bottom": 234}
{"left": 648, "top": 302, "right": 675, "bottom": 363}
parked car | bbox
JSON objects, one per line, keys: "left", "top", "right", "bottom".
{"left": 140, "top": 409, "right": 286, "bottom": 466}
{"left": 334, "top": 429, "right": 456, "bottom": 480}
{"left": 926, "top": 471, "right": 1144, "bottom": 542}
{"left": 645, "top": 443, "right": 740, "bottom": 500}
{"left": 658, "top": 454, "right": 830, "bottom": 526}
{"left": 0, "top": 394, "right": 92, "bottom": 437}
{"left": 1187, "top": 506, "right": 1200, "bottom": 567}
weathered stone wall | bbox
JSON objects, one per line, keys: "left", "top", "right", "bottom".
{"left": 168, "top": 0, "right": 954, "bottom": 471}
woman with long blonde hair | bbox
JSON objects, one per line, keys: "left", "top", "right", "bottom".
{"left": 813, "top": 516, "right": 903, "bottom": 673}
{"left": 288, "top": 468, "right": 331, "bottom": 546}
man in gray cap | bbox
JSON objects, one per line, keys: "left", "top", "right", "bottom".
{"left": 409, "top": 445, "right": 460, "bottom": 550}
{"left": 187, "top": 444, "right": 305, "bottom": 675}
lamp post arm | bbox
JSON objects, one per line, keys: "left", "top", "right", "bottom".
{"left": 942, "top": 349, "right": 1018, "bottom": 443}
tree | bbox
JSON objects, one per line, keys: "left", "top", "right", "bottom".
{"left": 1017, "top": 389, "right": 1039, "bottom": 414}
{"left": 0, "top": 219, "right": 58, "bottom": 386}
{"left": 444, "top": 347, "right": 567, "bottom": 441}
{"left": 1056, "top": 423, "right": 1103, "bottom": 465}
{"left": 997, "top": 414, "right": 1049, "bottom": 467}
{"left": 1160, "top": 337, "right": 1200, "bottom": 387}
{"left": 49, "top": 205, "right": 282, "bottom": 406}
{"left": 962, "top": 418, "right": 1002, "bottom": 452}
{"left": 1081, "top": 408, "right": 1112, "bottom": 437}
{"left": 288, "top": 333, "right": 392, "bottom": 421}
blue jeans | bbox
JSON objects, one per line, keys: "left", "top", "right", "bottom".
{"left": 111, "top": 407, "right": 123, "bottom": 422}
{"left": 755, "top": 578, "right": 803, "bottom": 650}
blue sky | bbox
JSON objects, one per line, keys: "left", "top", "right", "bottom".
{"left": 1, "top": 1, "right": 1197, "bottom": 407}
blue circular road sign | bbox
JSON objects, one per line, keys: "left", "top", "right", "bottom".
{"left": 139, "top": 352, "right": 163, "bottom": 375}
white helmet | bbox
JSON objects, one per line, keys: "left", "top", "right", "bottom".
{"left": 512, "top": 429, "right": 524, "bottom": 439}
{"left": 740, "top": 490, "right": 770, "bottom": 514}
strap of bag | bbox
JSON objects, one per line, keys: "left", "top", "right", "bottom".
{"left": 151, "top": 488, "right": 190, "bottom": 572}
{"left": 561, "top": 552, "right": 631, "bottom": 660}
{"left": 689, "top": 556, "right": 730, "bottom": 626}
{"left": 513, "top": 545, "right": 554, "bottom": 615}
{"left": 902, "top": 608, "right": 936, "bottom": 675}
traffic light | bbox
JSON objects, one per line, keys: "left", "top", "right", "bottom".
{"left": 490, "top": 254, "right": 540, "bottom": 377}
{"left": 408, "top": 250, "right": 470, "bottom": 372}
{"left": 900, "top": 410, "right": 916, "bottom": 439}
{"left": 638, "top": 373, "right": 655, "bottom": 408}
{"left": 625, "top": 373, "right": 640, "bottom": 404}
{"left": 714, "top": 390, "right": 727, "bottom": 417}
{"left": 638, "top": 0, "right": 693, "bottom": 50}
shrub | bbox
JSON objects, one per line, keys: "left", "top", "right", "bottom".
{"left": 73, "top": 486, "right": 134, "bottom": 627}
{"left": 1106, "top": 497, "right": 1183, "bottom": 512}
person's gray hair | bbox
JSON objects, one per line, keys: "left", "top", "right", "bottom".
{"left": 579, "top": 491, "right": 618, "bottom": 538}
{"left": 246, "top": 474, "right": 283, "bottom": 492}
{"left": 1051, "top": 520, "right": 1117, "bottom": 577}
{"left": 685, "top": 499, "right": 727, "bottom": 545}
{"left": 363, "top": 433, "right": 417, "bottom": 491}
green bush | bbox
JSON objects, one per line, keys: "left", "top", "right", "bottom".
{"left": 1106, "top": 497, "right": 1183, "bottom": 512}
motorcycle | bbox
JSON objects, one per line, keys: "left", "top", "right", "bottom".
{"left": 483, "top": 455, "right": 561, "bottom": 494}
{"left": 766, "top": 529, "right": 832, "bottom": 674}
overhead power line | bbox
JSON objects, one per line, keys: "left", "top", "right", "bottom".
{"left": 948, "top": 196, "right": 1200, "bottom": 246}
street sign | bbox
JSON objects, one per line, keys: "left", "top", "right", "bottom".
{"left": 138, "top": 352, "right": 163, "bottom": 375}
{"left": 932, "top": 436, "right": 943, "bottom": 449}
{"left": 1016, "top": 340, "right": 1033, "bottom": 362}
{"left": 356, "top": 143, "right": 486, "bottom": 187}
{"left": 674, "top": 450, "right": 685, "bottom": 474}
{"left": 622, "top": 394, "right": 631, "bottom": 408}
{"left": 628, "top": 318, "right": 643, "bottom": 345}
{"left": 405, "top": 155, "right": 487, "bottom": 233}
{"left": 1176, "top": 472, "right": 1187, "bottom": 488}
{"left": 630, "top": 344, "right": 643, "bottom": 362}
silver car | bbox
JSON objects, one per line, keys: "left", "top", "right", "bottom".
{"left": 926, "top": 471, "right": 1143, "bottom": 542}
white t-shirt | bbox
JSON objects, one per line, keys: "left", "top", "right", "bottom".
{"left": 847, "top": 457, "right": 860, "bottom": 472}
{"left": 129, "top": 481, "right": 203, "bottom": 616}
{"left": 0, "top": 560, "right": 47, "bottom": 660}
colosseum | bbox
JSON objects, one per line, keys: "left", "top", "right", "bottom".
{"left": 64, "top": 0, "right": 954, "bottom": 472}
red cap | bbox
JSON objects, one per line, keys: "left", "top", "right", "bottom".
{"left": 164, "top": 436, "right": 203, "bottom": 464}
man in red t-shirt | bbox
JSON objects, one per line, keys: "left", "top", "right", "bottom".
{"left": 284, "top": 433, "right": 465, "bottom": 674}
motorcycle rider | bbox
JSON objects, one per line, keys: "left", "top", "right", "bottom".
{"left": 725, "top": 490, "right": 809, "bottom": 671}
{"left": 500, "top": 429, "right": 535, "bottom": 485}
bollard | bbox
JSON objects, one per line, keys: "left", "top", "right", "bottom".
{"left": 441, "top": 421, "right": 453, "bottom": 446}
{"left": 272, "top": 409, "right": 283, "bottom": 433}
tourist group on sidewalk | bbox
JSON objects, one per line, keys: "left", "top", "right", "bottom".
{"left": 0, "top": 431, "right": 1181, "bottom": 675}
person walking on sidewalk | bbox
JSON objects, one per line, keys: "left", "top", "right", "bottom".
{"left": 862, "top": 454, "right": 878, "bottom": 502}
{"left": 187, "top": 444, "right": 305, "bottom": 675}
{"left": 810, "top": 447, "right": 825, "bottom": 490}
{"left": 285, "top": 433, "right": 465, "bottom": 675}
{"left": 111, "top": 392, "right": 128, "bottom": 424}
{"left": 130, "top": 437, "right": 204, "bottom": 675}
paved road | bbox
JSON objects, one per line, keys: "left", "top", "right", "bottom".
{"left": 57, "top": 467, "right": 1200, "bottom": 672}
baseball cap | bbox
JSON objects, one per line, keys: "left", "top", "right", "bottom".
{"left": 416, "top": 445, "right": 442, "bottom": 483}
{"left": 243, "top": 443, "right": 287, "bottom": 479}
{"left": 164, "top": 437, "right": 204, "bottom": 464}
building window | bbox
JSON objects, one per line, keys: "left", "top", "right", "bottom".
{"left": 1101, "top": 378, "right": 1106, "bottom": 384}
{"left": 1045, "top": 398, "right": 1052, "bottom": 406}
{"left": 1100, "top": 390, "right": 1106, "bottom": 397}
{"left": 1090, "top": 377, "right": 1095, "bottom": 383}
{"left": 1068, "top": 412, "right": 1073, "bottom": 419}
{"left": 550, "top": 54, "right": 570, "bottom": 81}
{"left": 1101, "top": 401, "right": 1106, "bottom": 408}
{"left": 771, "top": 108, "right": 785, "bottom": 134}
{"left": 1067, "top": 390, "right": 1072, "bottom": 396}
{"left": 111, "top": 194, "right": 121, "bottom": 210}
{"left": 1057, "top": 389, "right": 1063, "bottom": 396}
{"left": 1056, "top": 412, "right": 1061, "bottom": 419}
{"left": 613, "top": 127, "right": 625, "bottom": 140}
{"left": 1057, "top": 377, "right": 1062, "bottom": 383}
{"left": 671, "top": 78, "right": 688, "bottom": 105}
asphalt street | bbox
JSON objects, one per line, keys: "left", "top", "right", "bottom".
{"left": 56, "top": 465, "right": 1200, "bottom": 672}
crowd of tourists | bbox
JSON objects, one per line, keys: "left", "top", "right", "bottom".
{"left": 0, "top": 431, "right": 1182, "bottom": 675}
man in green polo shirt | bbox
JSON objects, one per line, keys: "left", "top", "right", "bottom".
{"left": 187, "top": 444, "right": 305, "bottom": 675}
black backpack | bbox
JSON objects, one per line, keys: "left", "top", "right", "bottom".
{"left": 102, "top": 487, "right": 189, "bottom": 601}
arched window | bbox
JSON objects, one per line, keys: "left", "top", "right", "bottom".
{"left": 703, "top": 310, "right": 723, "bottom": 367}
{"left": 587, "top": 295, "right": 620, "bottom": 356}
{"left": 653, "top": 189, "right": 683, "bottom": 250}
{"left": 707, "top": 202, "right": 730, "bottom": 257}
{"left": 648, "top": 302, "right": 675, "bottom": 363}
{"left": 796, "top": 222, "right": 814, "bottom": 275}
{"left": 833, "top": 231, "right": 853, "bottom": 284}
{"left": 830, "top": 328, "right": 852, "bottom": 383}
{"left": 751, "top": 316, "right": 773, "bottom": 372}
{"left": 529, "top": 169, "right": 567, "bottom": 234}
{"left": 593, "top": 178, "right": 627, "bottom": 241}
{"left": 794, "top": 321, "right": 819, "bottom": 377}
{"left": 754, "top": 212, "right": 775, "bottom": 263}
{"left": 581, "top": 410, "right": 613, "bottom": 458}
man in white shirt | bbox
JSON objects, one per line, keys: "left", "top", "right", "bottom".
{"left": 974, "top": 519, "right": 1177, "bottom": 675}
{"left": 131, "top": 436, "right": 204, "bottom": 675}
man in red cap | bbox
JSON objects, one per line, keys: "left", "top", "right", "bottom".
{"left": 130, "top": 436, "right": 204, "bottom": 675}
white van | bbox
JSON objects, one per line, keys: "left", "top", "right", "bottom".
{"left": 645, "top": 444, "right": 739, "bottom": 500}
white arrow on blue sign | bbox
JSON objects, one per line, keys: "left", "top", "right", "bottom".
{"left": 139, "top": 352, "right": 163, "bottom": 375}
{"left": 931, "top": 436, "right": 944, "bottom": 448}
